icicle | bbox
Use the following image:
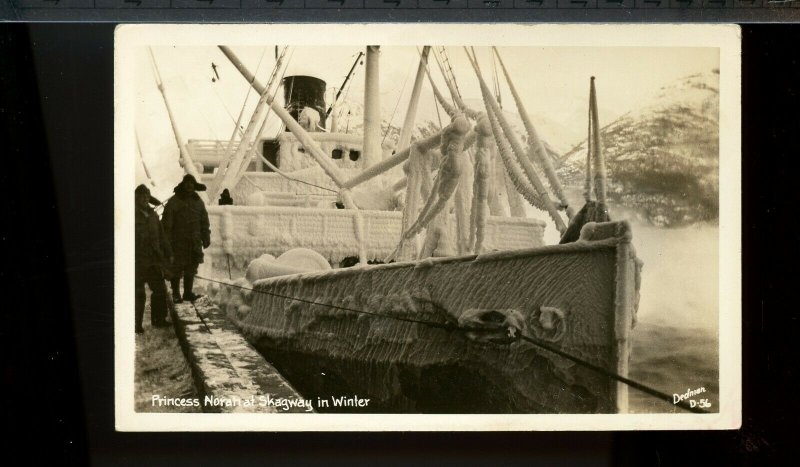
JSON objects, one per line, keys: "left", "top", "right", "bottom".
{"left": 455, "top": 150, "right": 474, "bottom": 255}
{"left": 485, "top": 100, "right": 545, "bottom": 212}
{"left": 485, "top": 135, "right": 508, "bottom": 217}
{"left": 504, "top": 164, "right": 527, "bottom": 217}
{"left": 386, "top": 115, "right": 470, "bottom": 262}
{"left": 420, "top": 197, "right": 456, "bottom": 259}
{"left": 353, "top": 211, "right": 368, "bottom": 266}
{"left": 221, "top": 210, "right": 234, "bottom": 255}
{"left": 493, "top": 47, "right": 573, "bottom": 219}
{"left": 397, "top": 144, "right": 425, "bottom": 260}
{"left": 470, "top": 114, "right": 493, "bottom": 254}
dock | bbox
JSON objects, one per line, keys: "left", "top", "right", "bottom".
{"left": 170, "top": 297, "right": 312, "bottom": 413}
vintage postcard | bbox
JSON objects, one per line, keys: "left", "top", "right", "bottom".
{"left": 115, "top": 23, "right": 741, "bottom": 431}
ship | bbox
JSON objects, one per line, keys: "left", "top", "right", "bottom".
{"left": 143, "top": 45, "right": 642, "bottom": 413}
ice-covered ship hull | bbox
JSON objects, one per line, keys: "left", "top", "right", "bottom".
{"left": 220, "top": 221, "right": 640, "bottom": 413}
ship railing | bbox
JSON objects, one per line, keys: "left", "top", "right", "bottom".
{"left": 205, "top": 205, "right": 546, "bottom": 271}
{"left": 187, "top": 139, "right": 257, "bottom": 168}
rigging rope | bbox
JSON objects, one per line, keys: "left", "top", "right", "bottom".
{"left": 336, "top": 73, "right": 355, "bottom": 125}
{"left": 253, "top": 153, "right": 337, "bottom": 194}
{"left": 435, "top": 47, "right": 479, "bottom": 119}
{"left": 223, "top": 48, "right": 268, "bottom": 159}
{"left": 210, "top": 47, "right": 291, "bottom": 202}
{"left": 212, "top": 84, "right": 243, "bottom": 133}
{"left": 419, "top": 47, "right": 458, "bottom": 119}
{"left": 189, "top": 77, "right": 220, "bottom": 140}
{"left": 491, "top": 49, "right": 502, "bottom": 109}
{"left": 192, "top": 274, "right": 709, "bottom": 415}
{"left": 234, "top": 47, "right": 294, "bottom": 182}
{"left": 464, "top": 47, "right": 566, "bottom": 233}
{"left": 433, "top": 94, "right": 443, "bottom": 129}
{"left": 382, "top": 61, "right": 414, "bottom": 145}
{"left": 492, "top": 46, "right": 572, "bottom": 219}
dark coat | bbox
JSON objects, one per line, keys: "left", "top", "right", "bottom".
{"left": 135, "top": 205, "right": 172, "bottom": 270}
{"left": 162, "top": 191, "right": 210, "bottom": 267}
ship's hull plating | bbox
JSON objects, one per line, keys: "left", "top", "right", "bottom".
{"left": 223, "top": 221, "right": 640, "bottom": 413}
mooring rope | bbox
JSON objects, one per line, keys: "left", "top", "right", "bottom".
{"left": 192, "top": 274, "right": 710, "bottom": 414}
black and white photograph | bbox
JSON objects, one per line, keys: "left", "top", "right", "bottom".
{"left": 115, "top": 24, "right": 741, "bottom": 430}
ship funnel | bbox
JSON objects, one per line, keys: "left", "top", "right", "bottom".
{"left": 282, "top": 75, "right": 327, "bottom": 131}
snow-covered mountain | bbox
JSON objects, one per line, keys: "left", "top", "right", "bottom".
{"left": 557, "top": 70, "right": 720, "bottom": 227}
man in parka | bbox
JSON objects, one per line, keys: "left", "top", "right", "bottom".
{"left": 135, "top": 184, "right": 172, "bottom": 334}
{"left": 162, "top": 174, "right": 211, "bottom": 303}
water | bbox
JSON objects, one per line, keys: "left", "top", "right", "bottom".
{"left": 629, "top": 322, "right": 719, "bottom": 413}
{"left": 626, "top": 221, "right": 720, "bottom": 413}
{"left": 536, "top": 188, "right": 721, "bottom": 413}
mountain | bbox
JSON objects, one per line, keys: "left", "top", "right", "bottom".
{"left": 557, "top": 71, "right": 720, "bottom": 227}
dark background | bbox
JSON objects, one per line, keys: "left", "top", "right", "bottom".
{"left": 0, "top": 23, "right": 797, "bottom": 465}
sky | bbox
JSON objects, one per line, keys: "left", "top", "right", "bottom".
{"left": 134, "top": 45, "right": 719, "bottom": 200}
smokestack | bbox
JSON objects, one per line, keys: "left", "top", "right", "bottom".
{"left": 363, "top": 46, "right": 382, "bottom": 168}
{"left": 282, "top": 75, "right": 327, "bottom": 130}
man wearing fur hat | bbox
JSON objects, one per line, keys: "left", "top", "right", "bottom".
{"left": 135, "top": 184, "right": 172, "bottom": 334}
{"left": 162, "top": 174, "right": 211, "bottom": 303}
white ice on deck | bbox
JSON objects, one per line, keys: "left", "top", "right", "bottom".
{"left": 246, "top": 248, "right": 331, "bottom": 282}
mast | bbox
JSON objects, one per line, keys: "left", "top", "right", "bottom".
{"left": 148, "top": 47, "right": 204, "bottom": 195}
{"left": 363, "top": 46, "right": 382, "bottom": 168}
{"left": 590, "top": 77, "right": 607, "bottom": 204}
{"left": 326, "top": 51, "right": 364, "bottom": 117}
{"left": 396, "top": 46, "right": 431, "bottom": 153}
{"left": 135, "top": 130, "right": 156, "bottom": 187}
{"left": 208, "top": 46, "right": 288, "bottom": 203}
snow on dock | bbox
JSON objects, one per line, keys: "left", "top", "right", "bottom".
{"left": 171, "top": 297, "right": 312, "bottom": 413}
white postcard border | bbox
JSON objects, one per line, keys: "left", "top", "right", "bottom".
{"left": 115, "top": 23, "right": 741, "bottom": 431}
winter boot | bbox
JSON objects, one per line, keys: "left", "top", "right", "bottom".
{"left": 170, "top": 278, "right": 183, "bottom": 304}
{"left": 182, "top": 272, "right": 203, "bottom": 302}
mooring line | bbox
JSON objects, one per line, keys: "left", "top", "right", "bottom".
{"left": 195, "top": 275, "right": 456, "bottom": 331}
{"left": 193, "top": 275, "right": 710, "bottom": 414}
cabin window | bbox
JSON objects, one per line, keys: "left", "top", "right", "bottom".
{"left": 297, "top": 146, "right": 306, "bottom": 154}
{"left": 349, "top": 150, "right": 361, "bottom": 161}
{"left": 332, "top": 149, "right": 343, "bottom": 160}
